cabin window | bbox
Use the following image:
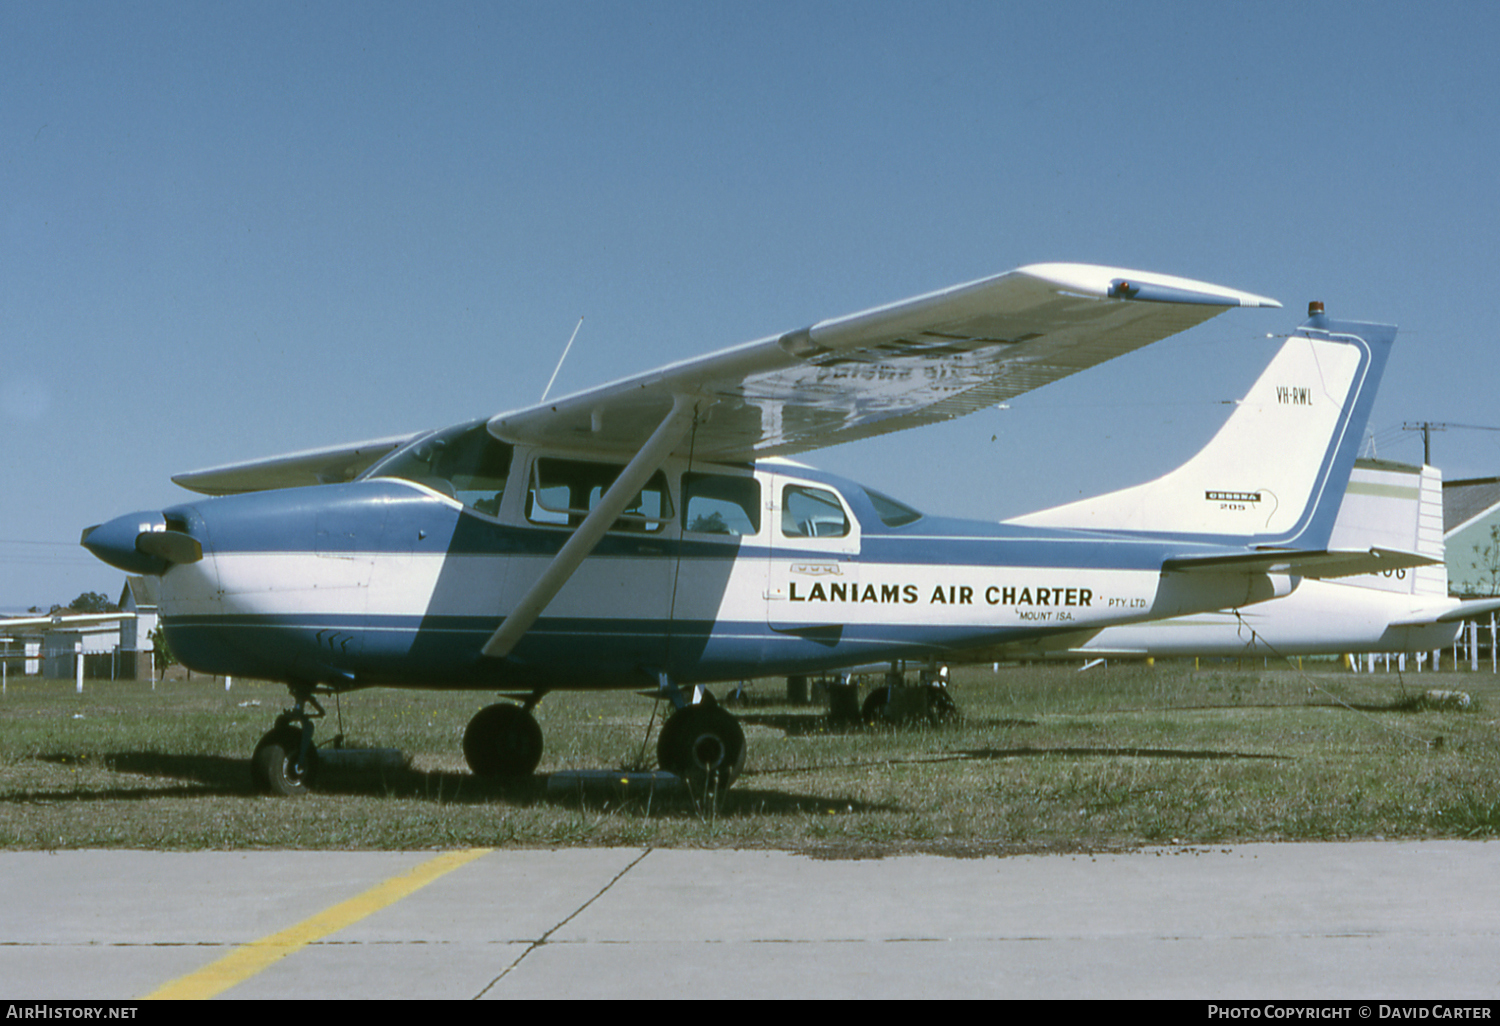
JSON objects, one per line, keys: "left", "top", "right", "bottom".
{"left": 369, "top": 422, "right": 513, "bottom": 516}
{"left": 781, "top": 485, "right": 849, "bottom": 538}
{"left": 682, "top": 472, "right": 761, "bottom": 536}
{"left": 527, "top": 457, "right": 672, "bottom": 533}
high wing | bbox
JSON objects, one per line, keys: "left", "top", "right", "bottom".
{"left": 487, "top": 263, "right": 1279, "bottom": 460}
{"left": 170, "top": 263, "right": 1275, "bottom": 494}
{"left": 174, "top": 434, "right": 420, "bottom": 496}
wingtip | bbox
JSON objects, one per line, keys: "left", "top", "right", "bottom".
{"left": 1020, "top": 262, "right": 1280, "bottom": 309}
{"left": 1241, "top": 295, "right": 1283, "bottom": 310}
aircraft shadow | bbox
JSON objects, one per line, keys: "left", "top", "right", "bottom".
{"left": 744, "top": 744, "right": 1289, "bottom": 778}
{"left": 735, "top": 711, "right": 1031, "bottom": 736}
{"left": 11, "top": 752, "right": 249, "bottom": 802}
{"left": 736, "top": 712, "right": 870, "bottom": 736}
{"left": 13, "top": 741, "right": 1282, "bottom": 811}
{"left": 946, "top": 745, "right": 1289, "bottom": 762}
{"left": 14, "top": 750, "right": 893, "bottom": 816}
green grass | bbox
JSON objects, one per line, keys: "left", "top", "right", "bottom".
{"left": 3, "top": 660, "right": 1498, "bottom": 855}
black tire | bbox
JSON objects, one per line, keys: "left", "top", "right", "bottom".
{"left": 463, "top": 703, "right": 544, "bottom": 778}
{"left": 251, "top": 725, "right": 315, "bottom": 796}
{"left": 657, "top": 704, "right": 746, "bottom": 791}
{"left": 861, "top": 686, "right": 894, "bottom": 724}
{"left": 928, "top": 687, "right": 959, "bottom": 723}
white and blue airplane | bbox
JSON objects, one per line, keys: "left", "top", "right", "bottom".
{"left": 80, "top": 263, "right": 1419, "bottom": 794}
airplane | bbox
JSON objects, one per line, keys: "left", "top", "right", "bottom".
{"left": 79, "top": 262, "right": 1424, "bottom": 796}
{"left": 972, "top": 458, "right": 1500, "bottom": 664}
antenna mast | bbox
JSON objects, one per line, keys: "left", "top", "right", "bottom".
{"left": 540, "top": 317, "right": 584, "bottom": 403}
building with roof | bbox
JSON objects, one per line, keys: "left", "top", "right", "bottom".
{"left": 1444, "top": 476, "right": 1500, "bottom": 597}
{"left": 117, "top": 576, "right": 159, "bottom": 679}
{"left": 0, "top": 577, "right": 159, "bottom": 682}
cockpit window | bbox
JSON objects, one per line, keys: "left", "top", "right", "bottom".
{"left": 781, "top": 484, "right": 850, "bottom": 538}
{"left": 864, "top": 487, "right": 923, "bottom": 527}
{"left": 366, "top": 422, "right": 513, "bottom": 515}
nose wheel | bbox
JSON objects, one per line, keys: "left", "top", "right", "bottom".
{"left": 251, "top": 693, "right": 323, "bottom": 796}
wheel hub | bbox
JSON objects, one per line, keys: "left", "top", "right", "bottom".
{"left": 691, "top": 732, "right": 726, "bottom": 769}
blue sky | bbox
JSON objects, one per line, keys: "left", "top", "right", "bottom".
{"left": 3, "top": 1, "right": 1499, "bottom": 610}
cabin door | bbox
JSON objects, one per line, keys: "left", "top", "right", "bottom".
{"left": 764, "top": 473, "right": 861, "bottom": 634}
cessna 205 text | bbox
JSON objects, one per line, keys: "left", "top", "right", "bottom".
{"left": 82, "top": 263, "right": 1421, "bottom": 794}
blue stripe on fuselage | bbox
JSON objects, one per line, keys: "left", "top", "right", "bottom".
{"left": 163, "top": 609, "right": 1059, "bottom": 691}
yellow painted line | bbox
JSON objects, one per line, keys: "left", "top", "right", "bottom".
{"left": 145, "top": 848, "right": 491, "bottom": 1000}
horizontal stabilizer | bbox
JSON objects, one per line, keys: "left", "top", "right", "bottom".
{"left": 1396, "top": 596, "right": 1500, "bottom": 627}
{"left": 1163, "top": 547, "right": 1441, "bottom": 580}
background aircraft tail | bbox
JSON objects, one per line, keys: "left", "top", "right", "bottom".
{"left": 1009, "top": 306, "right": 1396, "bottom": 551}
{"left": 1328, "top": 460, "right": 1448, "bottom": 598}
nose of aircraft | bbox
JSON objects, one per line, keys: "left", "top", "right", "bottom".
{"left": 81, "top": 510, "right": 203, "bottom": 575}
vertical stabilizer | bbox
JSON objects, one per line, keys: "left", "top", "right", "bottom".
{"left": 1326, "top": 460, "right": 1447, "bottom": 596}
{"left": 1009, "top": 308, "right": 1396, "bottom": 550}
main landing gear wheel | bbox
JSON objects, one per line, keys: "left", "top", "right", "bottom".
{"left": 861, "top": 686, "right": 896, "bottom": 724}
{"left": 861, "top": 684, "right": 960, "bottom": 726}
{"left": 251, "top": 723, "right": 316, "bottom": 796}
{"left": 463, "top": 703, "right": 544, "bottom": 778}
{"left": 657, "top": 704, "right": 746, "bottom": 792}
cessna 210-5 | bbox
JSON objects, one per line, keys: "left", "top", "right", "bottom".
{"left": 81, "top": 262, "right": 1419, "bottom": 795}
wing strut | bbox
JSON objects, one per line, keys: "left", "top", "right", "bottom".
{"left": 481, "top": 394, "right": 698, "bottom": 660}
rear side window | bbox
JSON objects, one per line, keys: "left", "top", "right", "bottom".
{"left": 781, "top": 485, "right": 849, "bottom": 538}
{"left": 526, "top": 457, "right": 672, "bottom": 533}
{"left": 683, "top": 473, "right": 761, "bottom": 536}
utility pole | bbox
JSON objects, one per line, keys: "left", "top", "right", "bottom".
{"left": 1402, "top": 422, "right": 1447, "bottom": 464}
{"left": 1402, "top": 421, "right": 1500, "bottom": 464}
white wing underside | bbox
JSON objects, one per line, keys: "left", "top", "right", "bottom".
{"left": 174, "top": 263, "right": 1277, "bottom": 494}
{"left": 174, "top": 434, "right": 418, "bottom": 496}
{"left": 489, "top": 263, "right": 1277, "bottom": 460}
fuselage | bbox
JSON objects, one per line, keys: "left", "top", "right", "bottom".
{"left": 84, "top": 420, "right": 1290, "bottom": 692}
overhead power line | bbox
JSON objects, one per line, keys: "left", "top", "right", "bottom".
{"left": 1401, "top": 422, "right": 1500, "bottom": 465}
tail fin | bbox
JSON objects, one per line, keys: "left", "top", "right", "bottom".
{"left": 1327, "top": 460, "right": 1449, "bottom": 597}
{"left": 1009, "top": 307, "right": 1396, "bottom": 550}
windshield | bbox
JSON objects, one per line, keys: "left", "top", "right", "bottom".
{"left": 365, "top": 421, "right": 514, "bottom": 515}
{"left": 864, "top": 487, "right": 923, "bottom": 527}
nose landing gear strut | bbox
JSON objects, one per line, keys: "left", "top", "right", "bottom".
{"left": 251, "top": 688, "right": 324, "bottom": 796}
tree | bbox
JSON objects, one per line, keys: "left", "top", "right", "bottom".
{"left": 49, "top": 591, "right": 116, "bottom": 614}
{"left": 148, "top": 625, "right": 176, "bottom": 673}
{"left": 1470, "top": 524, "right": 1500, "bottom": 597}
{"left": 67, "top": 591, "right": 116, "bottom": 613}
